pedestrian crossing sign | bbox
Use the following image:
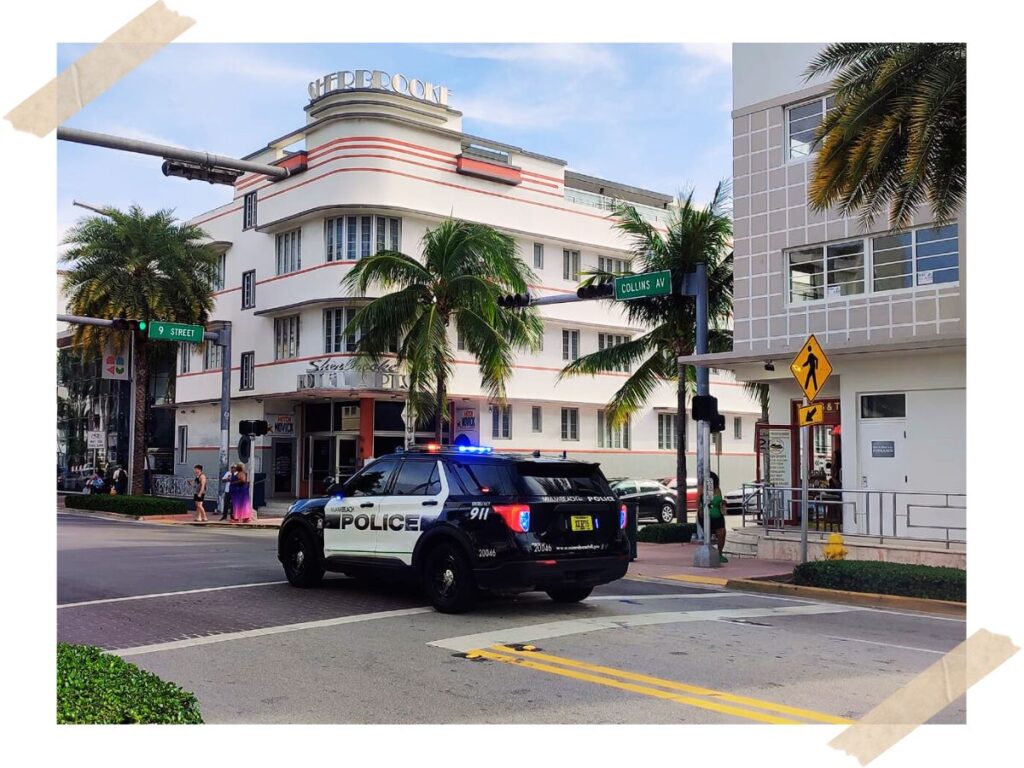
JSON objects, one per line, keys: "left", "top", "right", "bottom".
{"left": 797, "top": 402, "right": 825, "bottom": 427}
{"left": 790, "top": 334, "right": 833, "bottom": 401}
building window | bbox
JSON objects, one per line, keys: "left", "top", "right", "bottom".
{"left": 658, "top": 413, "right": 678, "bottom": 450}
{"left": 324, "top": 307, "right": 360, "bottom": 353}
{"left": 597, "top": 411, "right": 630, "bottom": 449}
{"left": 243, "top": 191, "right": 257, "bottom": 230}
{"left": 275, "top": 228, "right": 302, "bottom": 275}
{"left": 598, "top": 256, "right": 628, "bottom": 274}
{"left": 492, "top": 404, "right": 511, "bottom": 439}
{"left": 240, "top": 351, "right": 254, "bottom": 391}
{"left": 176, "top": 425, "right": 187, "bottom": 464}
{"left": 360, "top": 216, "right": 372, "bottom": 259}
{"left": 531, "top": 406, "right": 542, "bottom": 433}
{"left": 562, "top": 249, "right": 580, "bottom": 281}
{"left": 457, "top": 327, "right": 466, "bottom": 351}
{"left": 274, "top": 315, "right": 301, "bottom": 361}
{"left": 241, "top": 270, "right": 256, "bottom": 309}
{"left": 733, "top": 416, "right": 743, "bottom": 441}
{"left": 179, "top": 347, "right": 191, "bottom": 375}
{"left": 788, "top": 247, "right": 825, "bottom": 303}
{"left": 560, "top": 408, "right": 579, "bottom": 441}
{"left": 826, "top": 240, "right": 865, "bottom": 298}
{"left": 204, "top": 343, "right": 223, "bottom": 371}
{"left": 327, "top": 215, "right": 400, "bottom": 261}
{"left": 598, "top": 333, "right": 630, "bottom": 372}
{"left": 861, "top": 393, "right": 906, "bottom": 419}
{"left": 786, "top": 94, "right": 835, "bottom": 160}
{"left": 562, "top": 329, "right": 579, "bottom": 361}
{"left": 533, "top": 243, "right": 544, "bottom": 269}
{"left": 213, "top": 253, "right": 226, "bottom": 291}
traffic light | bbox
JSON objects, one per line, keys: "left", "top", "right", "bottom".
{"left": 497, "top": 292, "right": 531, "bottom": 309}
{"left": 253, "top": 420, "right": 269, "bottom": 436}
{"left": 710, "top": 414, "right": 726, "bottom": 434}
{"left": 239, "top": 420, "right": 253, "bottom": 435}
{"left": 691, "top": 394, "right": 720, "bottom": 423}
{"left": 576, "top": 282, "right": 615, "bottom": 300}
{"left": 110, "top": 318, "right": 148, "bottom": 332}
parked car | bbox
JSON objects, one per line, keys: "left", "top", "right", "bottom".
{"left": 723, "top": 484, "right": 759, "bottom": 515}
{"left": 610, "top": 479, "right": 677, "bottom": 524}
{"left": 658, "top": 476, "right": 698, "bottom": 512}
{"left": 59, "top": 469, "right": 92, "bottom": 493}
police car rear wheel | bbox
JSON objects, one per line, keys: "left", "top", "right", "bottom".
{"left": 283, "top": 528, "right": 324, "bottom": 588}
{"left": 659, "top": 504, "right": 676, "bottom": 524}
{"left": 545, "top": 586, "right": 593, "bottom": 604}
{"left": 423, "top": 542, "right": 477, "bottom": 614}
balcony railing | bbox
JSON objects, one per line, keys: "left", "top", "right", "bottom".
{"left": 563, "top": 188, "right": 671, "bottom": 225}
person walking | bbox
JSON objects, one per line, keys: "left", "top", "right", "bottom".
{"left": 192, "top": 464, "right": 209, "bottom": 522}
{"left": 707, "top": 471, "right": 728, "bottom": 563}
{"left": 219, "top": 468, "right": 234, "bottom": 521}
{"left": 229, "top": 463, "right": 253, "bottom": 524}
{"left": 112, "top": 465, "right": 128, "bottom": 496}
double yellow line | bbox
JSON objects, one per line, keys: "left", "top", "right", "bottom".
{"left": 470, "top": 645, "right": 853, "bottom": 725}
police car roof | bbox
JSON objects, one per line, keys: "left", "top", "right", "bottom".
{"left": 395, "top": 447, "right": 595, "bottom": 466}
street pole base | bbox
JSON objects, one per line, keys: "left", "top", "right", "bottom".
{"left": 692, "top": 544, "right": 722, "bottom": 568}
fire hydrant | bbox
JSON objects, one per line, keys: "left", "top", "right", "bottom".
{"left": 823, "top": 532, "right": 848, "bottom": 560}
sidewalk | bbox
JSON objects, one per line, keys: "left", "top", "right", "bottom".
{"left": 57, "top": 495, "right": 282, "bottom": 529}
{"left": 628, "top": 542, "right": 793, "bottom": 586}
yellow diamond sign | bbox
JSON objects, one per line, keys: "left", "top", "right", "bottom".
{"left": 797, "top": 402, "right": 825, "bottom": 427}
{"left": 790, "top": 334, "right": 833, "bottom": 401}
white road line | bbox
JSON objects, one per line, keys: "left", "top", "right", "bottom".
{"left": 429, "top": 603, "right": 854, "bottom": 653}
{"left": 822, "top": 635, "right": 949, "bottom": 655}
{"left": 587, "top": 593, "right": 761, "bottom": 602}
{"left": 114, "top": 607, "right": 433, "bottom": 657}
{"left": 57, "top": 581, "right": 289, "bottom": 609}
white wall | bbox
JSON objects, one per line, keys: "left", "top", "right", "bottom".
{"left": 733, "top": 43, "right": 830, "bottom": 111}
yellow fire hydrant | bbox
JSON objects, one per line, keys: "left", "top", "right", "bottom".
{"left": 823, "top": 533, "right": 848, "bottom": 560}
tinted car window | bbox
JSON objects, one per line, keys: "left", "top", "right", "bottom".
{"left": 345, "top": 458, "right": 399, "bottom": 496}
{"left": 392, "top": 460, "right": 441, "bottom": 496}
{"left": 638, "top": 482, "right": 662, "bottom": 493}
{"left": 612, "top": 481, "right": 636, "bottom": 495}
{"left": 448, "top": 462, "right": 516, "bottom": 496}
{"left": 516, "top": 463, "right": 610, "bottom": 496}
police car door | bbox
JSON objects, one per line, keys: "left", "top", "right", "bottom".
{"left": 376, "top": 458, "right": 448, "bottom": 565}
{"left": 324, "top": 456, "right": 400, "bottom": 559}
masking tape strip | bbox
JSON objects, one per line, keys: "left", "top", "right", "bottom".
{"left": 829, "top": 629, "right": 1019, "bottom": 765}
{"left": 4, "top": 1, "right": 194, "bottom": 136}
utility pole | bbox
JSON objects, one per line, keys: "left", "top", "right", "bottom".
{"left": 687, "top": 264, "right": 718, "bottom": 568}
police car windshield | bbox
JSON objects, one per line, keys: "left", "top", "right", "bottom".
{"left": 515, "top": 463, "right": 608, "bottom": 497}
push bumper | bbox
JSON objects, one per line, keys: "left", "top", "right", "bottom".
{"left": 473, "top": 554, "right": 630, "bottom": 592}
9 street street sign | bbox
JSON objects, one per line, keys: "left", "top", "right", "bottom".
{"left": 614, "top": 270, "right": 671, "bottom": 301}
{"left": 148, "top": 321, "right": 205, "bottom": 343}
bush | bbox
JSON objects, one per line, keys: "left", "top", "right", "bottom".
{"left": 636, "top": 523, "right": 696, "bottom": 543}
{"left": 63, "top": 494, "right": 188, "bottom": 516}
{"left": 793, "top": 560, "right": 965, "bottom": 602}
{"left": 57, "top": 643, "right": 203, "bottom": 724}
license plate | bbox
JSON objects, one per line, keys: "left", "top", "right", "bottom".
{"left": 570, "top": 515, "right": 593, "bottom": 532}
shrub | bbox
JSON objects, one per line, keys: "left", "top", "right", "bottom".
{"left": 63, "top": 494, "right": 188, "bottom": 516}
{"left": 57, "top": 643, "right": 203, "bottom": 724}
{"left": 793, "top": 560, "right": 965, "bottom": 602}
{"left": 636, "top": 523, "right": 696, "bottom": 543}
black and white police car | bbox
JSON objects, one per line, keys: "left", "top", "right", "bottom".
{"left": 277, "top": 444, "right": 630, "bottom": 613}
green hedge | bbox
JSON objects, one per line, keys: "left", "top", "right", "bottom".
{"left": 63, "top": 494, "right": 188, "bottom": 516}
{"left": 57, "top": 643, "right": 203, "bottom": 724}
{"left": 793, "top": 560, "right": 966, "bottom": 602}
{"left": 636, "top": 523, "right": 696, "bottom": 543}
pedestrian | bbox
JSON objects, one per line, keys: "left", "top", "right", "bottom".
{"left": 112, "top": 465, "right": 128, "bottom": 496}
{"left": 229, "top": 463, "right": 253, "bottom": 524}
{"left": 87, "top": 467, "right": 105, "bottom": 495}
{"left": 192, "top": 464, "right": 209, "bottom": 522}
{"left": 219, "top": 468, "right": 233, "bottom": 521}
{"left": 702, "top": 471, "right": 728, "bottom": 563}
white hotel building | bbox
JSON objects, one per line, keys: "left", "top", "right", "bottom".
{"left": 172, "top": 69, "right": 759, "bottom": 500}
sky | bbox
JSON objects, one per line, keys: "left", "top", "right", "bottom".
{"left": 55, "top": 43, "right": 732, "bottom": 245}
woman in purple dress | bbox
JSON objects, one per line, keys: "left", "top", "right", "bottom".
{"left": 229, "top": 463, "right": 253, "bottom": 523}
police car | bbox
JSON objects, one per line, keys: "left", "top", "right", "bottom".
{"left": 277, "top": 445, "right": 630, "bottom": 613}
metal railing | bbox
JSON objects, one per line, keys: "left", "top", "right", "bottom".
{"left": 739, "top": 482, "right": 966, "bottom": 550}
{"left": 150, "top": 474, "right": 194, "bottom": 498}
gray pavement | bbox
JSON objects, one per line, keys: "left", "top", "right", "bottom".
{"left": 57, "top": 511, "right": 967, "bottom": 724}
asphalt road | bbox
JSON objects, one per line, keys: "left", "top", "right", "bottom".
{"left": 58, "top": 512, "right": 967, "bottom": 724}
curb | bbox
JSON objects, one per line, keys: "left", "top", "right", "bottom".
{"left": 724, "top": 578, "right": 966, "bottom": 617}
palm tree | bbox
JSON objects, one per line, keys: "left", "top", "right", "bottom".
{"left": 342, "top": 218, "right": 543, "bottom": 443}
{"left": 805, "top": 43, "right": 966, "bottom": 229}
{"left": 62, "top": 205, "right": 219, "bottom": 494}
{"left": 558, "top": 184, "right": 734, "bottom": 524}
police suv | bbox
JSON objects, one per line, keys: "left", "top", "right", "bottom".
{"left": 277, "top": 445, "right": 630, "bottom": 613}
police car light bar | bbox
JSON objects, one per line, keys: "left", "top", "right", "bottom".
{"left": 456, "top": 445, "right": 493, "bottom": 454}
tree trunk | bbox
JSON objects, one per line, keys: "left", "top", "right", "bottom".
{"left": 434, "top": 370, "right": 446, "bottom": 444}
{"left": 677, "top": 359, "right": 688, "bottom": 525}
{"left": 130, "top": 337, "right": 148, "bottom": 496}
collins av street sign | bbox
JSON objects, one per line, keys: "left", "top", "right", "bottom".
{"left": 148, "top": 321, "right": 205, "bottom": 343}
{"left": 614, "top": 270, "right": 671, "bottom": 301}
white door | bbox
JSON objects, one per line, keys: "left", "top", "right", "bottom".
{"left": 857, "top": 419, "right": 906, "bottom": 536}
{"left": 375, "top": 459, "right": 449, "bottom": 565}
{"left": 324, "top": 456, "right": 401, "bottom": 558}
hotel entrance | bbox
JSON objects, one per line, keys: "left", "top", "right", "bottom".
{"left": 307, "top": 435, "right": 358, "bottom": 496}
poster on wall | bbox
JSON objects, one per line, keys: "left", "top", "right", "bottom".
{"left": 453, "top": 403, "right": 480, "bottom": 446}
{"left": 100, "top": 340, "right": 130, "bottom": 381}
{"left": 270, "top": 414, "right": 294, "bottom": 436}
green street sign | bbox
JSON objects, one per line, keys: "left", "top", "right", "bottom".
{"left": 614, "top": 270, "right": 672, "bottom": 301}
{"left": 148, "top": 321, "right": 205, "bottom": 343}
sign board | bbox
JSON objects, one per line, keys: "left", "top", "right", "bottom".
{"left": 614, "top": 270, "right": 671, "bottom": 301}
{"left": 87, "top": 431, "right": 105, "bottom": 450}
{"left": 871, "top": 441, "right": 896, "bottom": 458}
{"left": 101, "top": 340, "right": 130, "bottom": 381}
{"left": 789, "top": 333, "right": 833, "bottom": 401}
{"left": 270, "top": 414, "right": 294, "bottom": 436}
{"left": 148, "top": 321, "right": 205, "bottom": 343}
{"left": 797, "top": 402, "right": 825, "bottom": 427}
{"left": 454, "top": 403, "right": 480, "bottom": 446}
{"left": 309, "top": 69, "right": 451, "bottom": 106}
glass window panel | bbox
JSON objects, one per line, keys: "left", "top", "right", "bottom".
{"left": 827, "top": 241, "right": 865, "bottom": 297}
{"left": 916, "top": 237, "right": 959, "bottom": 259}
{"left": 789, "top": 100, "right": 823, "bottom": 122}
{"left": 360, "top": 216, "right": 372, "bottom": 259}
{"left": 347, "top": 216, "right": 357, "bottom": 260}
{"left": 376, "top": 216, "right": 387, "bottom": 253}
{"left": 872, "top": 233, "right": 913, "bottom": 292}
{"left": 390, "top": 218, "right": 401, "bottom": 250}
{"left": 860, "top": 394, "right": 906, "bottom": 419}
{"left": 789, "top": 113, "right": 823, "bottom": 134}
{"left": 788, "top": 247, "right": 824, "bottom": 303}
{"left": 916, "top": 224, "right": 958, "bottom": 244}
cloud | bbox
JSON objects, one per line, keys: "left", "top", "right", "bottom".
{"left": 149, "top": 45, "right": 321, "bottom": 88}
{"left": 443, "top": 43, "right": 621, "bottom": 74}
{"left": 681, "top": 43, "right": 732, "bottom": 67}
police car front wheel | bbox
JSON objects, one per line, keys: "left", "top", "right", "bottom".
{"left": 282, "top": 527, "right": 324, "bottom": 588}
{"left": 422, "top": 542, "right": 477, "bottom": 614}
{"left": 546, "top": 586, "right": 593, "bottom": 604}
